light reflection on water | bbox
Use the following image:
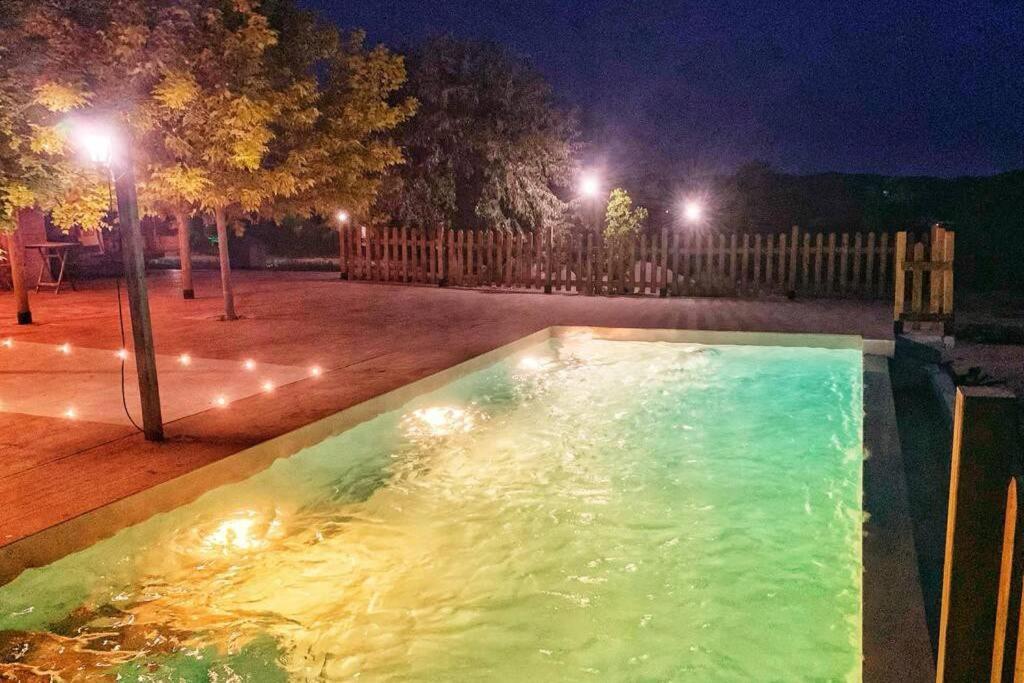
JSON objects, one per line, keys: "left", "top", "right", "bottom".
{"left": 0, "top": 337, "right": 863, "bottom": 681}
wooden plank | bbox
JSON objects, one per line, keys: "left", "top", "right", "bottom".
{"left": 801, "top": 232, "right": 810, "bottom": 291}
{"left": 910, "top": 241, "right": 925, "bottom": 316}
{"left": 929, "top": 226, "right": 944, "bottom": 313}
{"left": 839, "top": 233, "right": 849, "bottom": 295}
{"left": 658, "top": 229, "right": 668, "bottom": 295}
{"left": 826, "top": 233, "right": 837, "bottom": 294}
{"left": 718, "top": 233, "right": 728, "bottom": 293}
{"left": 878, "top": 232, "right": 889, "bottom": 297}
{"left": 814, "top": 233, "right": 824, "bottom": 293}
{"left": 852, "top": 233, "right": 863, "bottom": 295}
{"left": 788, "top": 225, "right": 799, "bottom": 291}
{"left": 936, "top": 387, "right": 1020, "bottom": 682}
{"left": 778, "top": 232, "right": 787, "bottom": 290}
{"left": 752, "top": 234, "right": 762, "bottom": 294}
{"left": 403, "top": 225, "right": 411, "bottom": 282}
{"left": 741, "top": 232, "right": 749, "bottom": 294}
{"left": 638, "top": 233, "right": 648, "bottom": 294}
{"left": 680, "top": 232, "right": 691, "bottom": 294}
{"left": 893, "top": 232, "right": 907, "bottom": 320}
{"left": 765, "top": 233, "right": 774, "bottom": 291}
{"left": 669, "top": 232, "right": 679, "bottom": 296}
{"left": 943, "top": 231, "right": 955, "bottom": 316}
{"left": 865, "top": 232, "right": 876, "bottom": 298}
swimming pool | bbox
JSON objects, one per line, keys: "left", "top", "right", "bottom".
{"left": 0, "top": 331, "right": 863, "bottom": 681}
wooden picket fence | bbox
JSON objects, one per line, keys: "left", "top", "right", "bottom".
{"left": 339, "top": 224, "right": 949, "bottom": 300}
{"left": 894, "top": 225, "right": 955, "bottom": 333}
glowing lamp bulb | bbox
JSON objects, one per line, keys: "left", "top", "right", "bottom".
{"left": 1, "top": 338, "right": 12, "bottom": 348}
{"left": 580, "top": 175, "right": 600, "bottom": 198}
{"left": 178, "top": 353, "right": 192, "bottom": 366}
{"left": 58, "top": 343, "right": 71, "bottom": 354}
{"left": 243, "top": 359, "right": 256, "bottom": 371}
{"left": 261, "top": 380, "right": 275, "bottom": 393}
{"left": 683, "top": 200, "right": 704, "bottom": 223}
{"left": 336, "top": 210, "right": 349, "bottom": 223}
{"left": 116, "top": 348, "right": 128, "bottom": 360}
{"left": 64, "top": 407, "right": 77, "bottom": 419}
{"left": 309, "top": 366, "right": 322, "bottom": 378}
{"left": 81, "top": 130, "right": 112, "bottom": 165}
{"left": 213, "top": 395, "right": 228, "bottom": 408}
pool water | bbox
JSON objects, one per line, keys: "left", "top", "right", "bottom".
{"left": 0, "top": 335, "right": 863, "bottom": 681}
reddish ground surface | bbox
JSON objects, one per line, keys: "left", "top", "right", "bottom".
{"left": 0, "top": 270, "right": 893, "bottom": 548}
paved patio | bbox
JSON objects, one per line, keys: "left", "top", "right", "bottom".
{"left": 0, "top": 270, "right": 892, "bottom": 551}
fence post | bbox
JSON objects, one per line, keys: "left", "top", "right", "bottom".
{"left": 893, "top": 231, "right": 907, "bottom": 334}
{"left": 544, "top": 224, "right": 553, "bottom": 294}
{"left": 936, "top": 386, "right": 1020, "bottom": 682}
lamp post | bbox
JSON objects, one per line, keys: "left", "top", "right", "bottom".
{"left": 79, "top": 124, "right": 164, "bottom": 441}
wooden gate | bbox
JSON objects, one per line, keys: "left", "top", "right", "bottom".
{"left": 894, "top": 225, "right": 955, "bottom": 334}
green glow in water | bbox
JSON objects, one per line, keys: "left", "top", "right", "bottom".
{"left": 0, "top": 336, "right": 862, "bottom": 681}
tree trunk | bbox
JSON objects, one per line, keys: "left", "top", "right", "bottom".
{"left": 213, "top": 207, "right": 237, "bottom": 320}
{"left": 174, "top": 208, "right": 194, "bottom": 299}
{"left": 8, "top": 214, "right": 31, "bottom": 324}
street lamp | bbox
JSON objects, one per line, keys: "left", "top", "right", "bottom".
{"left": 580, "top": 174, "right": 601, "bottom": 199}
{"left": 682, "top": 199, "right": 704, "bottom": 224}
{"left": 336, "top": 210, "right": 349, "bottom": 224}
{"left": 73, "top": 119, "right": 164, "bottom": 441}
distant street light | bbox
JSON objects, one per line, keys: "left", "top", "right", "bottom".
{"left": 336, "top": 210, "right": 349, "bottom": 223}
{"left": 683, "top": 199, "right": 704, "bottom": 224}
{"left": 580, "top": 174, "right": 601, "bottom": 198}
{"left": 73, "top": 119, "right": 164, "bottom": 441}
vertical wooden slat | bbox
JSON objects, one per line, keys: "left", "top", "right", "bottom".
{"left": 741, "top": 232, "right": 749, "bottom": 294}
{"left": 852, "top": 233, "right": 863, "bottom": 295}
{"left": 911, "top": 241, "right": 925, "bottom": 317}
{"left": 668, "top": 232, "right": 679, "bottom": 296}
{"left": 658, "top": 229, "right": 668, "bottom": 296}
{"left": 801, "top": 232, "right": 811, "bottom": 292}
{"left": 638, "top": 233, "right": 648, "bottom": 294}
{"left": 778, "top": 232, "right": 788, "bottom": 291}
{"left": 788, "top": 225, "right": 799, "bottom": 291}
{"left": 893, "top": 232, "right": 907, "bottom": 321}
{"left": 826, "top": 233, "right": 837, "bottom": 294}
{"left": 878, "top": 232, "right": 890, "bottom": 297}
{"left": 765, "top": 233, "right": 774, "bottom": 291}
{"left": 839, "top": 233, "right": 850, "bottom": 295}
{"left": 752, "top": 234, "right": 762, "bottom": 294}
{"left": 943, "top": 232, "right": 955, "bottom": 316}
{"left": 814, "top": 233, "right": 824, "bottom": 293}
{"left": 865, "top": 232, "right": 876, "bottom": 298}
{"left": 930, "top": 226, "right": 944, "bottom": 313}
{"left": 726, "top": 233, "right": 736, "bottom": 293}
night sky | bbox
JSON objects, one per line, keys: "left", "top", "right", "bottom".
{"left": 301, "top": 0, "right": 1024, "bottom": 179}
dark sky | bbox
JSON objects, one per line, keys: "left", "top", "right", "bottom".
{"left": 301, "top": 0, "right": 1024, "bottom": 179}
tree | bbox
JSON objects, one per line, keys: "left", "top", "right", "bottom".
{"left": 256, "top": 2, "right": 415, "bottom": 227}
{"left": 603, "top": 188, "right": 647, "bottom": 244}
{"left": 377, "top": 36, "right": 578, "bottom": 233}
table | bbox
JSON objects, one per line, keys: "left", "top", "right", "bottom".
{"left": 25, "top": 242, "right": 79, "bottom": 293}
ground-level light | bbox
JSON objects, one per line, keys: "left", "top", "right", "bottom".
{"left": 116, "top": 348, "right": 128, "bottom": 360}
{"left": 1, "top": 338, "right": 11, "bottom": 348}
{"left": 213, "top": 395, "right": 228, "bottom": 408}
{"left": 243, "top": 359, "right": 256, "bottom": 371}
{"left": 262, "top": 380, "right": 275, "bottom": 393}
{"left": 179, "top": 353, "right": 192, "bottom": 366}
{"left": 309, "top": 366, "right": 322, "bottom": 378}
{"left": 58, "top": 343, "right": 71, "bottom": 354}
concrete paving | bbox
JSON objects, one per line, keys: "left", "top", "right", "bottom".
{"left": 0, "top": 270, "right": 892, "bottom": 549}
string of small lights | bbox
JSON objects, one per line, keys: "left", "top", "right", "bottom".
{"left": 0, "top": 334, "right": 324, "bottom": 422}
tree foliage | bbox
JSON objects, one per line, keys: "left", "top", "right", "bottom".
{"left": 378, "top": 36, "right": 578, "bottom": 232}
{"left": 603, "top": 188, "right": 647, "bottom": 244}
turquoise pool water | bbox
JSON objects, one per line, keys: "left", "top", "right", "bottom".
{"left": 0, "top": 335, "right": 863, "bottom": 681}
